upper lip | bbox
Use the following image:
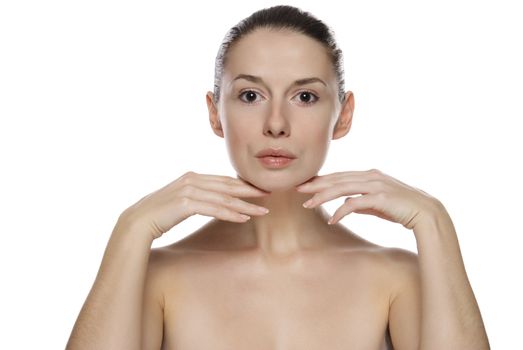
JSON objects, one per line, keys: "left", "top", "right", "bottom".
{"left": 255, "top": 148, "right": 297, "bottom": 159}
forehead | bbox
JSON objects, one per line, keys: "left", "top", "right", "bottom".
{"left": 223, "top": 28, "right": 335, "bottom": 85}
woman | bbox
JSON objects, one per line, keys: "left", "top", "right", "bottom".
{"left": 66, "top": 5, "right": 490, "bottom": 350}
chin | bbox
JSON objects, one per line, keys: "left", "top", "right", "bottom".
{"left": 236, "top": 171, "right": 316, "bottom": 193}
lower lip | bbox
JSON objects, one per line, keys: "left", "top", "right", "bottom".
{"left": 257, "top": 156, "right": 295, "bottom": 168}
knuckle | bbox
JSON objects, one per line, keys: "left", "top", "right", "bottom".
{"left": 376, "top": 191, "right": 388, "bottom": 202}
{"left": 222, "top": 195, "right": 235, "bottom": 206}
{"left": 224, "top": 182, "right": 235, "bottom": 193}
{"left": 180, "top": 171, "right": 196, "bottom": 184}
{"left": 225, "top": 177, "right": 236, "bottom": 185}
{"left": 217, "top": 205, "right": 233, "bottom": 218}
{"left": 179, "top": 196, "right": 194, "bottom": 214}
{"left": 179, "top": 195, "right": 191, "bottom": 207}
{"left": 370, "top": 180, "right": 386, "bottom": 191}
{"left": 179, "top": 183, "right": 195, "bottom": 196}
{"left": 367, "top": 169, "right": 384, "bottom": 181}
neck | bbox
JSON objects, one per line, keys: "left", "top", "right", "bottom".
{"left": 237, "top": 188, "right": 335, "bottom": 257}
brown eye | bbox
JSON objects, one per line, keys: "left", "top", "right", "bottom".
{"left": 239, "top": 90, "right": 261, "bottom": 104}
{"left": 296, "top": 91, "right": 318, "bottom": 105}
{"left": 238, "top": 89, "right": 318, "bottom": 105}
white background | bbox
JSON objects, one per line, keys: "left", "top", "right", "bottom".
{"left": 1, "top": 0, "right": 521, "bottom": 348}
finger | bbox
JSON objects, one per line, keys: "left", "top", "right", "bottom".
{"left": 297, "top": 179, "right": 368, "bottom": 193}
{"left": 199, "top": 173, "right": 264, "bottom": 188}
{"left": 328, "top": 193, "right": 379, "bottom": 225}
{"left": 182, "top": 184, "right": 269, "bottom": 216}
{"left": 296, "top": 173, "right": 373, "bottom": 192}
{"left": 175, "top": 172, "right": 267, "bottom": 197}
{"left": 233, "top": 177, "right": 271, "bottom": 196}
{"left": 196, "top": 179, "right": 270, "bottom": 198}
{"left": 203, "top": 175, "right": 270, "bottom": 197}
{"left": 184, "top": 172, "right": 270, "bottom": 196}
{"left": 186, "top": 198, "right": 254, "bottom": 223}
{"left": 302, "top": 181, "right": 378, "bottom": 208}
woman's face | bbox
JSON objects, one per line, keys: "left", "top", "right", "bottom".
{"left": 207, "top": 28, "right": 354, "bottom": 192}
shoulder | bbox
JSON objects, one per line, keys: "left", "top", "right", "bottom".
{"left": 337, "top": 234, "right": 419, "bottom": 272}
{"left": 379, "top": 247, "right": 420, "bottom": 279}
{"left": 147, "top": 243, "right": 193, "bottom": 277}
{"left": 376, "top": 246, "right": 421, "bottom": 306}
{"left": 367, "top": 245, "right": 419, "bottom": 281}
{"left": 348, "top": 240, "right": 419, "bottom": 271}
{"left": 340, "top": 243, "right": 420, "bottom": 299}
{"left": 146, "top": 237, "right": 219, "bottom": 285}
{"left": 145, "top": 245, "right": 190, "bottom": 297}
{"left": 379, "top": 246, "right": 419, "bottom": 270}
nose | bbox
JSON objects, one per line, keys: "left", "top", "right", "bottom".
{"left": 263, "top": 100, "right": 290, "bottom": 137}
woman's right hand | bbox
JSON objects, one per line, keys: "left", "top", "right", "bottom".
{"left": 117, "top": 171, "right": 270, "bottom": 240}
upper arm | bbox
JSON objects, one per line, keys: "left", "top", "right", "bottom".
{"left": 387, "top": 248, "right": 422, "bottom": 350}
{"left": 141, "top": 248, "right": 165, "bottom": 350}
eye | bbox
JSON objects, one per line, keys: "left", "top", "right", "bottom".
{"left": 238, "top": 89, "right": 319, "bottom": 106}
{"left": 294, "top": 91, "right": 319, "bottom": 105}
{"left": 238, "top": 90, "right": 262, "bottom": 104}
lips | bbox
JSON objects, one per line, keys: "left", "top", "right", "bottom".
{"left": 255, "top": 148, "right": 297, "bottom": 159}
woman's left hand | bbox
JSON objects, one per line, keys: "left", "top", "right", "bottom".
{"left": 296, "top": 169, "right": 443, "bottom": 230}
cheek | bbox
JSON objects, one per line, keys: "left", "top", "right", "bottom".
{"left": 305, "top": 123, "right": 333, "bottom": 164}
{"left": 305, "top": 121, "right": 332, "bottom": 145}
{"left": 222, "top": 117, "right": 253, "bottom": 164}
{"left": 223, "top": 118, "right": 252, "bottom": 148}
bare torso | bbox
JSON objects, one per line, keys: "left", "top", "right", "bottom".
{"left": 151, "top": 220, "right": 400, "bottom": 350}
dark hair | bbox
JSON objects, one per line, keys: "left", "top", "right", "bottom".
{"left": 212, "top": 5, "right": 346, "bottom": 105}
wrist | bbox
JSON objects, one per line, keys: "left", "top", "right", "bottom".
{"left": 412, "top": 201, "right": 456, "bottom": 236}
{"left": 112, "top": 216, "right": 156, "bottom": 246}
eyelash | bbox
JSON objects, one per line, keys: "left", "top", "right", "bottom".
{"left": 238, "top": 89, "right": 319, "bottom": 106}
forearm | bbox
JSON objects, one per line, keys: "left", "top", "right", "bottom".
{"left": 66, "top": 218, "right": 154, "bottom": 350}
{"left": 414, "top": 204, "right": 490, "bottom": 350}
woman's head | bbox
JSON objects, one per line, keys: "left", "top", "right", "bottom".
{"left": 206, "top": 5, "right": 355, "bottom": 191}
{"left": 212, "top": 5, "right": 346, "bottom": 106}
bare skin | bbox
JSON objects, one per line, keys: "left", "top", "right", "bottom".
{"left": 145, "top": 216, "right": 416, "bottom": 350}
{"left": 67, "top": 26, "right": 488, "bottom": 350}
{"left": 67, "top": 28, "right": 421, "bottom": 350}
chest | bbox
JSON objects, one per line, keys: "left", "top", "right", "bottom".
{"left": 160, "top": 255, "right": 393, "bottom": 349}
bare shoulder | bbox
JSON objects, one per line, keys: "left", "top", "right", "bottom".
{"left": 379, "top": 246, "right": 420, "bottom": 277}
{"left": 333, "top": 235, "right": 420, "bottom": 298}
{"left": 144, "top": 231, "right": 221, "bottom": 289}
{"left": 372, "top": 245, "right": 421, "bottom": 304}
{"left": 144, "top": 244, "right": 191, "bottom": 300}
{"left": 377, "top": 245, "right": 419, "bottom": 270}
{"left": 146, "top": 244, "right": 189, "bottom": 282}
{"left": 335, "top": 230, "right": 419, "bottom": 270}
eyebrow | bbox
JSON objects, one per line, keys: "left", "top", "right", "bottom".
{"left": 230, "top": 74, "right": 327, "bottom": 88}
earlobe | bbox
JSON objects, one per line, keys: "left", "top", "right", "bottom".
{"left": 206, "top": 91, "right": 224, "bottom": 138}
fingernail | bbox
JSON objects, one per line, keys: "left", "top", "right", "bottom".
{"left": 240, "top": 215, "right": 251, "bottom": 221}
{"left": 303, "top": 199, "right": 313, "bottom": 208}
{"left": 258, "top": 207, "right": 269, "bottom": 213}
{"left": 327, "top": 217, "right": 334, "bottom": 225}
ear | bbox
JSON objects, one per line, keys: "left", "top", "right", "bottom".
{"left": 332, "top": 91, "right": 355, "bottom": 140}
{"left": 206, "top": 91, "right": 224, "bottom": 138}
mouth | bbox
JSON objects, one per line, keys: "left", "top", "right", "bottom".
{"left": 255, "top": 147, "right": 297, "bottom": 159}
{"left": 256, "top": 155, "right": 295, "bottom": 168}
